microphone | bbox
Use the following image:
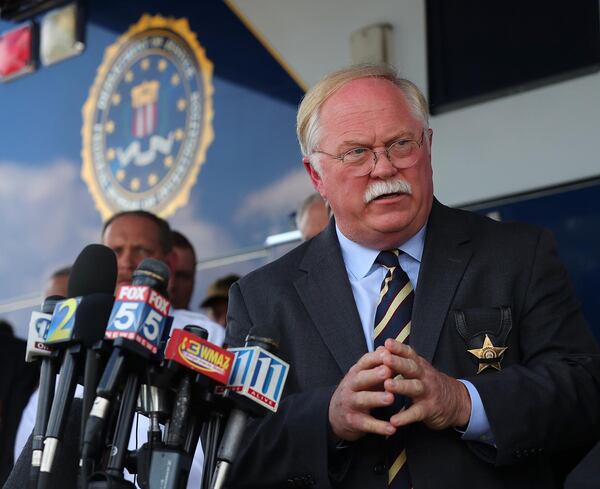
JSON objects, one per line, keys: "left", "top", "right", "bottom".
{"left": 25, "top": 296, "right": 62, "bottom": 363}
{"left": 38, "top": 244, "right": 117, "bottom": 489}
{"left": 144, "top": 326, "right": 234, "bottom": 489}
{"left": 82, "top": 258, "right": 171, "bottom": 485}
{"left": 164, "top": 327, "right": 234, "bottom": 386}
{"left": 27, "top": 296, "right": 64, "bottom": 489}
{"left": 209, "top": 329, "right": 289, "bottom": 489}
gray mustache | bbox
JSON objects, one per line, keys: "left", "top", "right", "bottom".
{"left": 364, "top": 180, "right": 412, "bottom": 204}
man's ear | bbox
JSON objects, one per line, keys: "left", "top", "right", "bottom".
{"left": 303, "top": 157, "right": 325, "bottom": 196}
{"left": 426, "top": 128, "right": 433, "bottom": 151}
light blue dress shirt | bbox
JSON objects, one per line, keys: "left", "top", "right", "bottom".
{"left": 335, "top": 224, "right": 494, "bottom": 444}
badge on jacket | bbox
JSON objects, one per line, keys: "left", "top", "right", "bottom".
{"left": 467, "top": 334, "right": 508, "bottom": 373}
{"left": 453, "top": 306, "right": 512, "bottom": 374}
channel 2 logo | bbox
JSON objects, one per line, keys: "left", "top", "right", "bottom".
{"left": 45, "top": 297, "right": 82, "bottom": 344}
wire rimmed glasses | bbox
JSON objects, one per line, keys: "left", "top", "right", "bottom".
{"left": 312, "top": 129, "right": 425, "bottom": 177}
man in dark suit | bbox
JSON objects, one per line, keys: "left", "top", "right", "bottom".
{"left": 225, "top": 65, "right": 600, "bottom": 488}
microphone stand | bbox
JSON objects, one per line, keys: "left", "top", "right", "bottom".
{"left": 145, "top": 325, "right": 219, "bottom": 489}
{"left": 210, "top": 334, "right": 284, "bottom": 489}
{"left": 28, "top": 296, "right": 63, "bottom": 489}
{"left": 87, "top": 372, "right": 139, "bottom": 489}
{"left": 37, "top": 344, "right": 82, "bottom": 489}
{"left": 201, "top": 408, "right": 226, "bottom": 489}
{"left": 29, "top": 354, "right": 58, "bottom": 489}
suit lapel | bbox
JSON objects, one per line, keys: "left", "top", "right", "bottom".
{"left": 294, "top": 222, "right": 368, "bottom": 375}
{"left": 411, "top": 201, "right": 473, "bottom": 363}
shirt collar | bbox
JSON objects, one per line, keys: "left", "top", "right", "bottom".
{"left": 336, "top": 222, "right": 427, "bottom": 279}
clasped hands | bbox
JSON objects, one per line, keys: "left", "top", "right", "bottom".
{"left": 329, "top": 339, "right": 472, "bottom": 442}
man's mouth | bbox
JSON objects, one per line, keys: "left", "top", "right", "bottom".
{"left": 373, "top": 192, "right": 403, "bottom": 201}
{"left": 117, "top": 274, "right": 132, "bottom": 285}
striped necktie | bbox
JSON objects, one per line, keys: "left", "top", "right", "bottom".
{"left": 374, "top": 249, "right": 414, "bottom": 489}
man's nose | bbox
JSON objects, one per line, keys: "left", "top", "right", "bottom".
{"left": 118, "top": 249, "right": 136, "bottom": 271}
{"left": 370, "top": 150, "right": 397, "bottom": 178}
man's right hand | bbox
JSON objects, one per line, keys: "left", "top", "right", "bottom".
{"left": 328, "top": 347, "right": 397, "bottom": 441}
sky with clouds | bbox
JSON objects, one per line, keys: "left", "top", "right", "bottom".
{"left": 235, "top": 168, "right": 314, "bottom": 225}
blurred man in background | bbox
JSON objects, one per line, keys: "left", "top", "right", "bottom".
{"left": 200, "top": 274, "right": 240, "bottom": 327}
{"left": 168, "top": 230, "right": 197, "bottom": 310}
{"left": 296, "top": 192, "right": 330, "bottom": 241}
{"left": 43, "top": 266, "right": 70, "bottom": 298}
{"left": 102, "top": 211, "right": 223, "bottom": 341}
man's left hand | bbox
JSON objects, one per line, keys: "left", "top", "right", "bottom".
{"left": 382, "top": 338, "right": 471, "bottom": 430}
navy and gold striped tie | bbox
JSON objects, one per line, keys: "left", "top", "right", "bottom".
{"left": 374, "top": 249, "right": 413, "bottom": 488}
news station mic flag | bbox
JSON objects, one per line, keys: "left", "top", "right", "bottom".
{"left": 26, "top": 295, "right": 64, "bottom": 489}
{"left": 145, "top": 326, "right": 234, "bottom": 489}
{"left": 210, "top": 329, "right": 289, "bottom": 489}
{"left": 81, "top": 258, "right": 172, "bottom": 486}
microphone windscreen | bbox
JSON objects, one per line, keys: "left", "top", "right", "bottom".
{"left": 132, "top": 257, "right": 170, "bottom": 294}
{"left": 72, "top": 293, "right": 115, "bottom": 346}
{"left": 67, "top": 244, "right": 117, "bottom": 297}
{"left": 246, "top": 325, "right": 280, "bottom": 352}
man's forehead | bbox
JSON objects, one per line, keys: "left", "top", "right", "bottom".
{"left": 318, "top": 78, "right": 416, "bottom": 139}
{"left": 103, "top": 215, "right": 162, "bottom": 246}
{"left": 323, "top": 78, "right": 405, "bottom": 111}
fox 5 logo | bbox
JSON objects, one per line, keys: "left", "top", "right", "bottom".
{"left": 106, "top": 300, "right": 167, "bottom": 350}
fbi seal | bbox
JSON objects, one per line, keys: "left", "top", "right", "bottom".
{"left": 82, "top": 14, "right": 214, "bottom": 218}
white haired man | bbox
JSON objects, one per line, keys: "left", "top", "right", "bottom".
{"left": 224, "top": 65, "right": 600, "bottom": 489}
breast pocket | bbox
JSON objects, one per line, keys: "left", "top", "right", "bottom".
{"left": 454, "top": 306, "right": 512, "bottom": 374}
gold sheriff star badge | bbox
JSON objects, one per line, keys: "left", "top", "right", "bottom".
{"left": 468, "top": 334, "right": 508, "bottom": 373}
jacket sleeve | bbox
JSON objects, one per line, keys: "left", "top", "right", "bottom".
{"left": 468, "top": 228, "right": 600, "bottom": 466}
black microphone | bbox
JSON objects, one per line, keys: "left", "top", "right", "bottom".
{"left": 26, "top": 295, "right": 64, "bottom": 489}
{"left": 80, "top": 257, "right": 172, "bottom": 469}
{"left": 37, "top": 244, "right": 117, "bottom": 489}
{"left": 130, "top": 259, "right": 170, "bottom": 296}
{"left": 210, "top": 328, "right": 289, "bottom": 489}
{"left": 82, "top": 258, "right": 171, "bottom": 486}
{"left": 134, "top": 259, "right": 174, "bottom": 450}
{"left": 143, "top": 325, "right": 234, "bottom": 489}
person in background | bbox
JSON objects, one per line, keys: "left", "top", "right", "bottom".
{"left": 296, "top": 192, "right": 330, "bottom": 241}
{"left": 101, "top": 211, "right": 223, "bottom": 340}
{"left": 168, "top": 230, "right": 197, "bottom": 310}
{"left": 0, "top": 318, "right": 39, "bottom": 485}
{"left": 43, "top": 266, "right": 70, "bottom": 297}
{"left": 0, "top": 320, "right": 14, "bottom": 336}
{"left": 224, "top": 64, "right": 600, "bottom": 488}
{"left": 200, "top": 274, "right": 240, "bottom": 327}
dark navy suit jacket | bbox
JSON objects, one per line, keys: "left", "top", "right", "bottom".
{"left": 225, "top": 200, "right": 600, "bottom": 489}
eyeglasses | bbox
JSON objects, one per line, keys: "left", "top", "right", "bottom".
{"left": 312, "top": 130, "right": 425, "bottom": 177}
